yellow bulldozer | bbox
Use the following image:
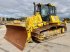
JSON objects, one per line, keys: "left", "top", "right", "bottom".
{"left": 4, "top": 3, "right": 67, "bottom": 50}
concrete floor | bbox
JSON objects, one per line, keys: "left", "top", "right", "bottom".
{"left": 0, "top": 23, "right": 70, "bottom": 52}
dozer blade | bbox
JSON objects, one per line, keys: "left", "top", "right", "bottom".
{"left": 4, "top": 25, "right": 27, "bottom": 50}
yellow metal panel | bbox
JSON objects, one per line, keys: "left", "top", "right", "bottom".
{"left": 26, "top": 12, "right": 43, "bottom": 31}
{"left": 50, "top": 15, "right": 61, "bottom": 23}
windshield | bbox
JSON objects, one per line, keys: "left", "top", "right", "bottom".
{"left": 41, "top": 6, "right": 48, "bottom": 17}
{"left": 41, "top": 5, "right": 56, "bottom": 17}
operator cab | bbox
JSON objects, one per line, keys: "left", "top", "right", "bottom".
{"left": 34, "top": 3, "right": 56, "bottom": 21}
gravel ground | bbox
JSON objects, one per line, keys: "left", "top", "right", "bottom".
{"left": 0, "top": 23, "right": 70, "bottom": 52}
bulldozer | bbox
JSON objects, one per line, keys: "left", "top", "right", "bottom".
{"left": 4, "top": 3, "right": 67, "bottom": 50}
